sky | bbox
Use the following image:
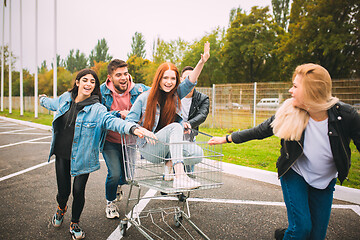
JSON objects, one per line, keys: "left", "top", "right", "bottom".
{"left": 1, "top": 0, "right": 273, "bottom": 74}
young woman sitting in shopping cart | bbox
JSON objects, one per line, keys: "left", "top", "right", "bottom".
{"left": 123, "top": 42, "right": 210, "bottom": 190}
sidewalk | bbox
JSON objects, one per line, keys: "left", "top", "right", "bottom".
{"left": 2, "top": 115, "right": 359, "bottom": 205}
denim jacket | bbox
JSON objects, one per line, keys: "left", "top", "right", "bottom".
{"left": 40, "top": 92, "right": 129, "bottom": 176}
{"left": 100, "top": 79, "right": 150, "bottom": 115}
{"left": 124, "top": 76, "right": 196, "bottom": 138}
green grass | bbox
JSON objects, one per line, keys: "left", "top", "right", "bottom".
{"left": 0, "top": 109, "right": 53, "bottom": 126}
{"left": 0, "top": 109, "right": 359, "bottom": 189}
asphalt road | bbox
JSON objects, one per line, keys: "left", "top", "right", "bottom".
{"left": 0, "top": 117, "right": 359, "bottom": 240}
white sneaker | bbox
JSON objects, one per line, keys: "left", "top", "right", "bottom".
{"left": 163, "top": 165, "right": 174, "bottom": 181}
{"left": 106, "top": 202, "right": 119, "bottom": 219}
{"left": 115, "top": 185, "right": 124, "bottom": 202}
{"left": 173, "top": 175, "right": 201, "bottom": 189}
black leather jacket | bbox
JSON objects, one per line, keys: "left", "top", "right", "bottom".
{"left": 231, "top": 101, "right": 360, "bottom": 184}
{"left": 187, "top": 89, "right": 210, "bottom": 131}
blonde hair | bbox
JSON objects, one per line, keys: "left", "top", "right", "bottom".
{"left": 271, "top": 63, "right": 339, "bottom": 141}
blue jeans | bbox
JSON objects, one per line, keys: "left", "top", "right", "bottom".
{"left": 102, "top": 140, "right": 129, "bottom": 202}
{"left": 140, "top": 123, "right": 203, "bottom": 166}
{"left": 280, "top": 168, "right": 337, "bottom": 240}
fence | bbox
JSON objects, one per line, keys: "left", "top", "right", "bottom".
{"left": 197, "top": 79, "right": 360, "bottom": 130}
{"left": 1, "top": 79, "right": 359, "bottom": 129}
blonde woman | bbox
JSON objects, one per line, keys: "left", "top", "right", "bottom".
{"left": 208, "top": 63, "right": 360, "bottom": 240}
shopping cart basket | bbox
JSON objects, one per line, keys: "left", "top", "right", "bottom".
{"left": 119, "top": 130, "right": 223, "bottom": 239}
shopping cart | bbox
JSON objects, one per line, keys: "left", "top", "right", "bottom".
{"left": 119, "top": 130, "right": 223, "bottom": 239}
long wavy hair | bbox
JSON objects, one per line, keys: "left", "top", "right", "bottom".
{"left": 271, "top": 63, "right": 339, "bottom": 141}
{"left": 143, "top": 62, "right": 181, "bottom": 131}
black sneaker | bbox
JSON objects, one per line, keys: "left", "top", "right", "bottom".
{"left": 274, "top": 228, "right": 286, "bottom": 240}
{"left": 51, "top": 206, "right": 67, "bottom": 227}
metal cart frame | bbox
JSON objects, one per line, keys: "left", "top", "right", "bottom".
{"left": 119, "top": 130, "right": 223, "bottom": 239}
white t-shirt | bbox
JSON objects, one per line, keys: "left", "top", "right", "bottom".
{"left": 181, "top": 97, "right": 192, "bottom": 122}
{"left": 291, "top": 117, "right": 338, "bottom": 189}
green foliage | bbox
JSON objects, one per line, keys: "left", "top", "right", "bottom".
{"left": 271, "top": 0, "right": 291, "bottom": 29}
{"left": 152, "top": 37, "right": 189, "bottom": 67}
{"left": 222, "top": 6, "right": 284, "bottom": 83}
{"left": 180, "top": 28, "right": 226, "bottom": 86}
{"left": 38, "top": 67, "right": 74, "bottom": 96}
{"left": 128, "top": 32, "right": 146, "bottom": 59}
{"left": 126, "top": 55, "right": 150, "bottom": 84}
{"left": 88, "top": 38, "right": 112, "bottom": 67}
{"left": 91, "top": 61, "right": 109, "bottom": 84}
{"left": 65, "top": 49, "right": 88, "bottom": 73}
{"left": 279, "top": 0, "right": 360, "bottom": 80}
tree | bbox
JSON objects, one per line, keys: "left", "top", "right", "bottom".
{"left": 38, "top": 67, "right": 74, "bottom": 96}
{"left": 181, "top": 28, "right": 226, "bottom": 87}
{"left": 0, "top": 45, "right": 19, "bottom": 96}
{"left": 271, "top": 0, "right": 291, "bottom": 30}
{"left": 228, "top": 6, "right": 242, "bottom": 27}
{"left": 152, "top": 37, "right": 189, "bottom": 67}
{"left": 279, "top": 0, "right": 360, "bottom": 80}
{"left": 126, "top": 55, "right": 150, "bottom": 84}
{"left": 222, "top": 6, "right": 284, "bottom": 83}
{"left": 39, "top": 60, "right": 48, "bottom": 73}
{"left": 91, "top": 61, "right": 109, "bottom": 84}
{"left": 65, "top": 49, "right": 88, "bottom": 73}
{"left": 128, "top": 32, "right": 146, "bottom": 59}
{"left": 89, "top": 38, "right": 112, "bottom": 66}
{"left": 51, "top": 54, "right": 65, "bottom": 69}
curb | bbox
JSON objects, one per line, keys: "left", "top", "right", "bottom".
{"left": 1, "top": 115, "right": 359, "bottom": 205}
{"left": 0, "top": 116, "right": 52, "bottom": 131}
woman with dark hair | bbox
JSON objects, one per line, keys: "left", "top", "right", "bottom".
{"left": 208, "top": 63, "right": 360, "bottom": 240}
{"left": 39, "top": 69, "right": 145, "bottom": 239}
{"left": 124, "top": 42, "right": 210, "bottom": 189}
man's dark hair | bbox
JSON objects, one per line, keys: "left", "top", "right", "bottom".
{"left": 108, "top": 59, "right": 128, "bottom": 75}
{"left": 181, "top": 66, "right": 194, "bottom": 76}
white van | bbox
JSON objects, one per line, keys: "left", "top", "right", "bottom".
{"left": 256, "top": 98, "right": 280, "bottom": 108}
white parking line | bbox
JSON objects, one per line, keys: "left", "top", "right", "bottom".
{"left": 156, "top": 196, "right": 360, "bottom": 216}
{"left": 0, "top": 159, "right": 55, "bottom": 182}
{"left": 1, "top": 132, "right": 50, "bottom": 135}
{"left": 0, "top": 136, "right": 52, "bottom": 149}
{"left": 107, "top": 189, "right": 158, "bottom": 240}
{"left": 0, "top": 128, "right": 35, "bottom": 134}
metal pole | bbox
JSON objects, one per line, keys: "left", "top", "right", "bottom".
{"left": 19, "top": 0, "right": 23, "bottom": 116}
{"left": 34, "top": 0, "right": 38, "bottom": 118}
{"left": 253, "top": 82, "right": 257, "bottom": 127}
{"left": 8, "top": 0, "right": 11, "bottom": 114}
{"left": 212, "top": 84, "right": 215, "bottom": 128}
{"left": 53, "top": 0, "right": 57, "bottom": 98}
{"left": 1, "top": 1, "right": 5, "bottom": 111}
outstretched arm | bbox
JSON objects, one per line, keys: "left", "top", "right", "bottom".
{"left": 188, "top": 41, "right": 210, "bottom": 84}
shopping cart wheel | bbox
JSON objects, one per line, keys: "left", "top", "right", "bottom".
{"left": 174, "top": 212, "right": 183, "bottom": 227}
{"left": 176, "top": 192, "right": 187, "bottom": 202}
{"left": 120, "top": 220, "right": 128, "bottom": 236}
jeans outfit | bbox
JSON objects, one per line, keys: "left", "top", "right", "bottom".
{"left": 140, "top": 123, "right": 203, "bottom": 167}
{"left": 103, "top": 140, "right": 136, "bottom": 201}
{"left": 280, "top": 168, "right": 336, "bottom": 240}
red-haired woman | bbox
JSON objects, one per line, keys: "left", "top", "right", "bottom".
{"left": 124, "top": 42, "right": 210, "bottom": 189}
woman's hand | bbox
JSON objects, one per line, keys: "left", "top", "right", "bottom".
{"left": 201, "top": 41, "right": 210, "bottom": 63}
{"left": 133, "top": 127, "right": 157, "bottom": 144}
{"left": 183, "top": 122, "right": 192, "bottom": 134}
{"left": 208, "top": 136, "right": 227, "bottom": 145}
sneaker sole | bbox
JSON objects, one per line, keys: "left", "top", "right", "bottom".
{"left": 106, "top": 210, "right": 120, "bottom": 219}
{"left": 70, "top": 232, "right": 85, "bottom": 240}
